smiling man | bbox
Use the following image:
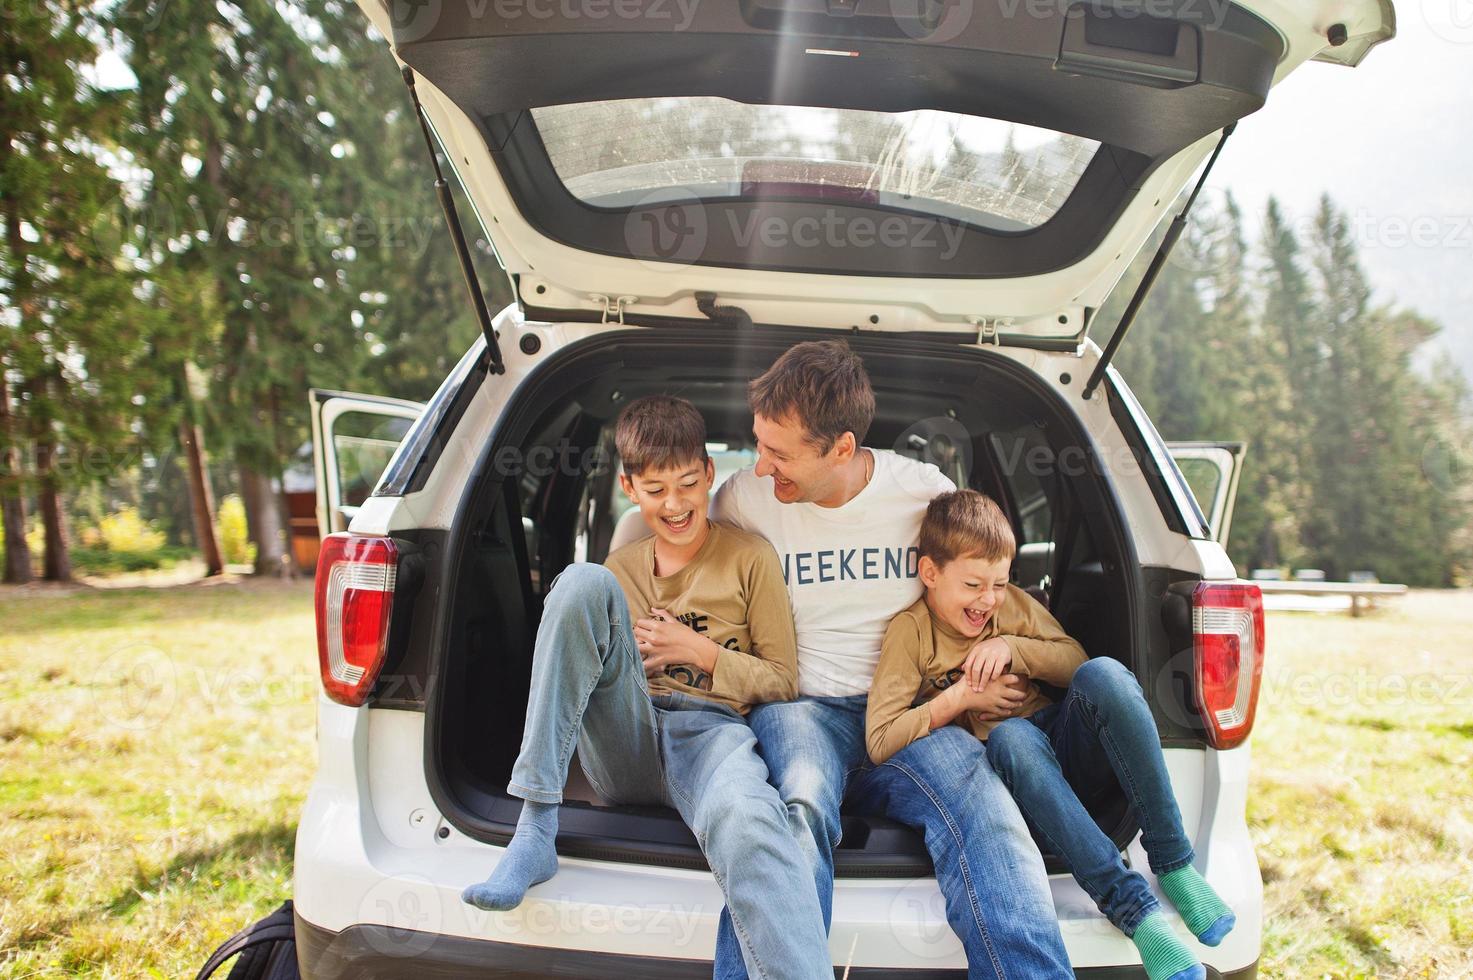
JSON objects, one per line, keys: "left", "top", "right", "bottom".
{"left": 709, "top": 341, "right": 1072, "bottom": 979}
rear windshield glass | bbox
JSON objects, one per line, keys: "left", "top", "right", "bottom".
{"left": 531, "top": 97, "right": 1099, "bottom": 232}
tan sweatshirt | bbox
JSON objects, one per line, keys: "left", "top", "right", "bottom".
{"left": 865, "top": 586, "right": 1088, "bottom": 763}
{"left": 603, "top": 521, "right": 798, "bottom": 714}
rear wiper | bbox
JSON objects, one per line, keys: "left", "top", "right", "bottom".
{"left": 402, "top": 67, "right": 506, "bottom": 375}
{"left": 1082, "top": 123, "right": 1235, "bottom": 401}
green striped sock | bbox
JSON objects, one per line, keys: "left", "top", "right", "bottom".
{"left": 1159, "top": 865, "right": 1236, "bottom": 946}
{"left": 1130, "top": 912, "right": 1204, "bottom": 980}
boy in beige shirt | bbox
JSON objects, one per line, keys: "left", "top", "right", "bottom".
{"left": 463, "top": 395, "right": 831, "bottom": 980}
{"left": 866, "top": 490, "right": 1234, "bottom": 980}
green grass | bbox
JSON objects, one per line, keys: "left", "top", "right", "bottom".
{"left": 0, "top": 578, "right": 315, "bottom": 978}
{"left": 0, "top": 580, "right": 1469, "bottom": 977}
{"left": 1251, "top": 590, "right": 1473, "bottom": 978}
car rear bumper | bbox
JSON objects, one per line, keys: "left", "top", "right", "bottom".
{"left": 294, "top": 910, "right": 1257, "bottom": 980}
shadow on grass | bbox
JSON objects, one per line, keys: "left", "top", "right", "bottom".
{"left": 1344, "top": 717, "right": 1399, "bottom": 732}
{"left": 1296, "top": 885, "right": 1400, "bottom": 974}
{"left": 104, "top": 821, "right": 297, "bottom": 919}
{"left": 1342, "top": 921, "right": 1399, "bottom": 972}
{"left": 10, "top": 822, "right": 297, "bottom": 953}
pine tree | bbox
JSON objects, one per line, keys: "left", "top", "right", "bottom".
{"left": 1302, "top": 196, "right": 1364, "bottom": 576}
{"left": 114, "top": 0, "right": 387, "bottom": 575}
{"left": 1255, "top": 197, "right": 1321, "bottom": 569}
{"left": 328, "top": 20, "right": 501, "bottom": 401}
{"left": 2, "top": 0, "right": 163, "bottom": 582}
{"left": 1209, "top": 194, "right": 1301, "bottom": 571}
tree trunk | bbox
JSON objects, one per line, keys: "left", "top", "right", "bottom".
{"left": 0, "top": 377, "right": 32, "bottom": 584}
{"left": 179, "top": 406, "right": 224, "bottom": 576}
{"left": 35, "top": 437, "right": 71, "bottom": 583}
{"left": 2, "top": 185, "right": 35, "bottom": 585}
{"left": 238, "top": 454, "right": 291, "bottom": 578}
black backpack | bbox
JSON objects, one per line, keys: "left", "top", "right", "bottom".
{"left": 194, "top": 900, "right": 300, "bottom": 980}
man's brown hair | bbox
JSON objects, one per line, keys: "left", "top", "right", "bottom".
{"left": 748, "top": 340, "right": 875, "bottom": 452}
{"left": 919, "top": 490, "right": 1017, "bottom": 567}
{"left": 614, "top": 395, "right": 708, "bottom": 476}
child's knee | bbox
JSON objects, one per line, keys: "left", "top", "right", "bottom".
{"left": 983, "top": 717, "right": 1041, "bottom": 772}
{"left": 545, "top": 563, "right": 624, "bottom": 620}
{"left": 1073, "top": 656, "right": 1141, "bottom": 704}
{"left": 550, "top": 561, "right": 618, "bottom": 597}
{"left": 697, "top": 788, "right": 789, "bottom": 857}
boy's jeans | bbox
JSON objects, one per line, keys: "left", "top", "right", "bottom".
{"left": 712, "top": 695, "right": 1074, "bottom": 980}
{"left": 507, "top": 562, "right": 832, "bottom": 980}
{"left": 985, "top": 657, "right": 1196, "bottom": 936}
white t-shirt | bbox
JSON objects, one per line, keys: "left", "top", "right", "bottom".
{"left": 710, "top": 450, "right": 956, "bottom": 697}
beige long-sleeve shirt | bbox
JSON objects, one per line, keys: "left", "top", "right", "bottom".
{"left": 603, "top": 521, "right": 799, "bottom": 714}
{"left": 865, "top": 587, "right": 1088, "bottom": 763}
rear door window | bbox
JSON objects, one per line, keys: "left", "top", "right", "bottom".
{"left": 532, "top": 98, "right": 1099, "bottom": 232}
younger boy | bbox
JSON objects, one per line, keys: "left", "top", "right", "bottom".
{"left": 462, "top": 395, "right": 831, "bottom": 980}
{"left": 865, "top": 489, "right": 1235, "bottom": 980}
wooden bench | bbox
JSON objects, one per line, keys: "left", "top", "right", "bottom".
{"left": 1253, "top": 580, "right": 1408, "bottom": 617}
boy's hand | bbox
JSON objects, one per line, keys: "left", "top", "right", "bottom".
{"left": 635, "top": 608, "right": 719, "bottom": 676}
{"left": 962, "top": 637, "right": 1012, "bottom": 691}
{"left": 951, "top": 673, "right": 1027, "bottom": 720}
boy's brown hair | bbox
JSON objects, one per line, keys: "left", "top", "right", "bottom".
{"left": 919, "top": 490, "right": 1017, "bottom": 567}
{"left": 614, "top": 395, "right": 708, "bottom": 476}
{"left": 748, "top": 340, "right": 875, "bottom": 452}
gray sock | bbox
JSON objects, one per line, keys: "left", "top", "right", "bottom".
{"left": 461, "top": 800, "right": 559, "bottom": 911}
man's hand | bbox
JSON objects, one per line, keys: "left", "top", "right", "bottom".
{"left": 953, "top": 673, "right": 1028, "bottom": 720}
{"left": 634, "top": 608, "right": 720, "bottom": 677}
{"left": 962, "top": 637, "right": 1012, "bottom": 690}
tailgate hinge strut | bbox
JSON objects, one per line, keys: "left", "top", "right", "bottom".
{"left": 969, "top": 315, "right": 1006, "bottom": 347}
{"left": 1082, "top": 123, "right": 1236, "bottom": 401}
{"left": 591, "top": 293, "right": 637, "bottom": 324}
{"left": 401, "top": 67, "right": 506, "bottom": 375}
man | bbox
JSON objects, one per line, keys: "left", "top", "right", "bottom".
{"left": 709, "top": 341, "right": 1072, "bottom": 979}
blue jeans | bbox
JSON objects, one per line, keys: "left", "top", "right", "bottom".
{"left": 713, "top": 695, "right": 1073, "bottom": 980}
{"left": 508, "top": 563, "right": 832, "bottom": 980}
{"left": 985, "top": 657, "right": 1196, "bottom": 936}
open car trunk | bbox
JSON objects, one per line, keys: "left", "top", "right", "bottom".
{"left": 352, "top": 0, "right": 1391, "bottom": 341}
{"left": 422, "top": 328, "right": 1191, "bottom": 876}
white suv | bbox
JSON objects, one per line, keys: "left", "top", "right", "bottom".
{"left": 292, "top": 1, "right": 1394, "bottom": 976}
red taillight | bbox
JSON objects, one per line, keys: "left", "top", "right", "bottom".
{"left": 1191, "top": 582, "right": 1265, "bottom": 750}
{"left": 314, "top": 533, "right": 398, "bottom": 707}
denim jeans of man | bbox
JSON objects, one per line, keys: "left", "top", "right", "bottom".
{"left": 507, "top": 562, "right": 832, "bottom": 980}
{"left": 985, "top": 657, "right": 1196, "bottom": 936}
{"left": 712, "top": 695, "right": 1073, "bottom": 979}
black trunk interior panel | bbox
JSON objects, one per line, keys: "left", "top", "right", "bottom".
{"left": 417, "top": 327, "right": 1194, "bottom": 877}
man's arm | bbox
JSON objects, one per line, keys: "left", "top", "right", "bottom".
{"left": 707, "top": 543, "right": 799, "bottom": 704}
{"left": 996, "top": 586, "right": 1088, "bottom": 686}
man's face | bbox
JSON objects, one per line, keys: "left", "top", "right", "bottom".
{"left": 619, "top": 457, "right": 716, "bottom": 548}
{"left": 919, "top": 553, "right": 1012, "bottom": 638}
{"left": 752, "top": 412, "right": 854, "bottom": 505}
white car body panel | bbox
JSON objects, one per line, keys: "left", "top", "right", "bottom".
{"left": 295, "top": 704, "right": 1261, "bottom": 972}
{"left": 296, "top": 701, "right": 1260, "bottom": 971}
